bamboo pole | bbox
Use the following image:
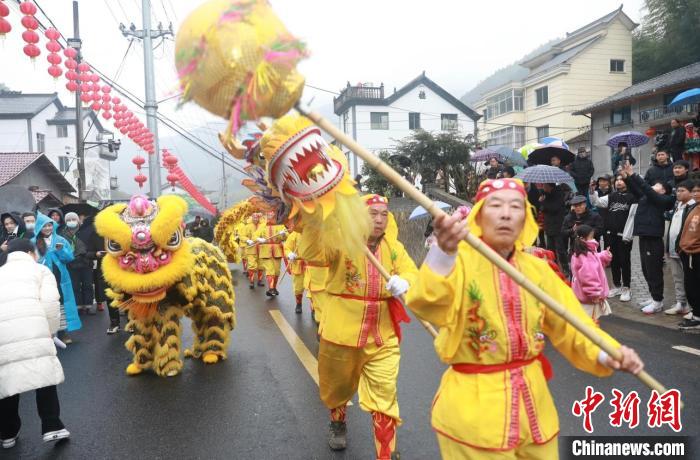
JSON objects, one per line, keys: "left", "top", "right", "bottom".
{"left": 363, "top": 247, "right": 439, "bottom": 338}
{"left": 297, "top": 104, "right": 672, "bottom": 398}
{"left": 245, "top": 230, "right": 286, "bottom": 249}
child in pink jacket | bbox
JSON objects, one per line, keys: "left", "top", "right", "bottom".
{"left": 570, "top": 224, "right": 613, "bottom": 321}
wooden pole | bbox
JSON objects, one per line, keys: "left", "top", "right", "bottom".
{"left": 363, "top": 247, "right": 439, "bottom": 338}
{"left": 297, "top": 104, "right": 672, "bottom": 397}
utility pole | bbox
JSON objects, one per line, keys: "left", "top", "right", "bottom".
{"left": 220, "top": 151, "right": 227, "bottom": 209}
{"left": 68, "top": 1, "right": 85, "bottom": 201}
{"left": 120, "top": 1, "right": 172, "bottom": 198}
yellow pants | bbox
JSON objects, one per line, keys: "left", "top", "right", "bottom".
{"left": 292, "top": 273, "right": 304, "bottom": 295}
{"left": 245, "top": 253, "right": 258, "bottom": 271}
{"left": 318, "top": 335, "right": 401, "bottom": 423}
{"left": 436, "top": 400, "right": 559, "bottom": 459}
{"left": 259, "top": 257, "right": 282, "bottom": 276}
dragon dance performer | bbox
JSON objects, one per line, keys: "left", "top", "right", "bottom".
{"left": 254, "top": 211, "right": 287, "bottom": 297}
{"left": 234, "top": 219, "right": 247, "bottom": 270}
{"left": 303, "top": 194, "right": 417, "bottom": 460}
{"left": 283, "top": 224, "right": 306, "bottom": 313}
{"left": 241, "top": 212, "right": 265, "bottom": 289}
{"left": 406, "top": 178, "right": 644, "bottom": 459}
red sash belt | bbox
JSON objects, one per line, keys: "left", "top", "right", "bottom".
{"left": 331, "top": 294, "right": 411, "bottom": 342}
{"left": 452, "top": 354, "right": 553, "bottom": 381}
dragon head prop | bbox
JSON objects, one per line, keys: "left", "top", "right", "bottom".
{"left": 95, "top": 195, "right": 194, "bottom": 310}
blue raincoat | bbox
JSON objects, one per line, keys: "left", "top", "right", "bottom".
{"left": 33, "top": 212, "right": 82, "bottom": 332}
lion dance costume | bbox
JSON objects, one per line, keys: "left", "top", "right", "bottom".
{"left": 95, "top": 195, "right": 236, "bottom": 377}
{"left": 406, "top": 178, "right": 620, "bottom": 458}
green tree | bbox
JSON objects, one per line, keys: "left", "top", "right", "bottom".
{"left": 361, "top": 131, "right": 475, "bottom": 200}
{"left": 632, "top": 0, "right": 700, "bottom": 83}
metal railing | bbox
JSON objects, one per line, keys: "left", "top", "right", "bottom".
{"left": 333, "top": 84, "right": 384, "bottom": 113}
{"left": 639, "top": 103, "right": 699, "bottom": 123}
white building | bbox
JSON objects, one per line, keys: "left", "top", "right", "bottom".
{"left": 0, "top": 91, "right": 119, "bottom": 201}
{"left": 333, "top": 72, "right": 481, "bottom": 177}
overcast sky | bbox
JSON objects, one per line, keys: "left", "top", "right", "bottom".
{"left": 0, "top": 0, "right": 646, "bottom": 193}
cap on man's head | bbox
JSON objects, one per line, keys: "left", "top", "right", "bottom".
{"left": 7, "top": 238, "right": 35, "bottom": 254}
{"left": 363, "top": 194, "right": 389, "bottom": 207}
{"left": 569, "top": 195, "right": 587, "bottom": 205}
{"left": 474, "top": 178, "right": 526, "bottom": 202}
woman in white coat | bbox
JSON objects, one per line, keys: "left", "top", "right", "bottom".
{"left": 0, "top": 238, "right": 70, "bottom": 449}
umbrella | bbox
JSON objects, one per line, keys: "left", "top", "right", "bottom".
{"left": 409, "top": 201, "right": 451, "bottom": 220}
{"left": 527, "top": 145, "right": 575, "bottom": 166}
{"left": 471, "top": 148, "right": 502, "bottom": 163}
{"left": 516, "top": 165, "right": 573, "bottom": 184}
{"left": 668, "top": 88, "right": 700, "bottom": 107}
{"left": 61, "top": 202, "right": 100, "bottom": 217}
{"left": 606, "top": 131, "right": 649, "bottom": 148}
{"left": 519, "top": 143, "right": 542, "bottom": 159}
{"left": 540, "top": 137, "right": 570, "bottom": 151}
{"left": 496, "top": 146, "right": 527, "bottom": 167}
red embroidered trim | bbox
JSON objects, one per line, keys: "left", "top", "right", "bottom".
{"left": 330, "top": 405, "right": 347, "bottom": 422}
{"left": 358, "top": 246, "right": 383, "bottom": 347}
{"left": 372, "top": 412, "right": 396, "bottom": 459}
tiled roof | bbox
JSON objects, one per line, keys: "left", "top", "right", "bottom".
{"left": 574, "top": 61, "right": 700, "bottom": 114}
{"left": 0, "top": 152, "right": 42, "bottom": 186}
{"left": 0, "top": 92, "right": 61, "bottom": 117}
{"left": 526, "top": 36, "right": 601, "bottom": 80}
{"left": 30, "top": 189, "right": 63, "bottom": 205}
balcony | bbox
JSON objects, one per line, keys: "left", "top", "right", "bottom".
{"left": 333, "top": 83, "right": 385, "bottom": 115}
{"left": 639, "top": 103, "right": 699, "bottom": 124}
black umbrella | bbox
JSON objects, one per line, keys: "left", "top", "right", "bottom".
{"left": 61, "top": 202, "right": 100, "bottom": 217}
{"left": 527, "top": 145, "right": 575, "bottom": 166}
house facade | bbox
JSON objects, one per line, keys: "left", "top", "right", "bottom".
{"left": 0, "top": 91, "right": 119, "bottom": 201}
{"left": 574, "top": 61, "right": 700, "bottom": 175}
{"left": 333, "top": 73, "right": 481, "bottom": 177}
{"left": 461, "top": 6, "right": 637, "bottom": 151}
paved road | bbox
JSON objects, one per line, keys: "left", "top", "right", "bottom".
{"left": 10, "top": 265, "right": 699, "bottom": 459}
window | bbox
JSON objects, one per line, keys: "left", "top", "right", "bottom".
{"left": 56, "top": 125, "right": 68, "bottom": 138}
{"left": 536, "top": 125, "right": 549, "bottom": 142}
{"left": 342, "top": 111, "right": 350, "bottom": 134}
{"left": 535, "top": 86, "right": 548, "bottom": 107}
{"left": 610, "top": 106, "right": 632, "bottom": 126}
{"left": 487, "top": 126, "right": 525, "bottom": 148}
{"left": 610, "top": 59, "right": 625, "bottom": 72}
{"left": 441, "top": 113, "right": 458, "bottom": 131}
{"left": 409, "top": 112, "right": 421, "bottom": 130}
{"left": 36, "top": 133, "right": 45, "bottom": 152}
{"left": 370, "top": 112, "right": 389, "bottom": 130}
{"left": 485, "top": 89, "right": 524, "bottom": 119}
{"left": 418, "top": 90, "right": 426, "bottom": 100}
{"left": 482, "top": 109, "right": 488, "bottom": 122}
{"left": 59, "top": 156, "right": 71, "bottom": 173}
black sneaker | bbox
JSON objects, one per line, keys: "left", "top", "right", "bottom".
{"left": 295, "top": 303, "right": 302, "bottom": 314}
{"left": 328, "top": 421, "right": 347, "bottom": 451}
{"left": 678, "top": 318, "right": 700, "bottom": 330}
{"left": 272, "top": 289, "right": 279, "bottom": 296}
{"left": 249, "top": 283, "right": 255, "bottom": 289}
{"left": 257, "top": 281, "right": 265, "bottom": 287}
{"left": 391, "top": 452, "right": 401, "bottom": 460}
{"left": 106, "top": 324, "right": 120, "bottom": 334}
{"left": 266, "top": 290, "right": 273, "bottom": 297}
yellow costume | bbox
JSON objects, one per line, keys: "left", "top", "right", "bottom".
{"left": 406, "top": 179, "right": 620, "bottom": 459}
{"left": 283, "top": 230, "right": 306, "bottom": 310}
{"left": 254, "top": 219, "right": 286, "bottom": 293}
{"left": 240, "top": 216, "right": 265, "bottom": 286}
{"left": 302, "top": 194, "right": 417, "bottom": 459}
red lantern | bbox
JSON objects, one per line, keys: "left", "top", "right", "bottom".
{"left": 164, "top": 155, "right": 178, "bottom": 167}
{"left": 90, "top": 101, "right": 101, "bottom": 111}
{"left": 101, "top": 93, "right": 111, "bottom": 103}
{"left": 101, "top": 85, "right": 111, "bottom": 93}
{"left": 44, "top": 27, "right": 60, "bottom": 40}
{"left": 65, "top": 70, "right": 78, "bottom": 80}
{"left": 90, "top": 82, "right": 100, "bottom": 92}
{"left": 91, "top": 92, "right": 101, "bottom": 102}
{"left": 80, "top": 82, "right": 90, "bottom": 93}
{"left": 64, "top": 58, "right": 77, "bottom": 69}
{"left": 46, "top": 41, "right": 61, "bottom": 53}
{"left": 23, "top": 44, "right": 40, "bottom": 58}
{"left": 77, "top": 62, "right": 90, "bottom": 73}
{"left": 20, "top": 15, "right": 38, "bottom": 30}
{"left": 0, "top": 1, "right": 9, "bottom": 17}
{"left": 63, "top": 47, "right": 77, "bottom": 58}
{"left": 102, "top": 111, "right": 112, "bottom": 120}
{"left": 19, "top": 1, "right": 37, "bottom": 15}
{"left": 101, "top": 102, "right": 111, "bottom": 111}
{"left": 112, "top": 97, "right": 121, "bottom": 105}
{"left": 0, "top": 18, "right": 12, "bottom": 37}
{"left": 66, "top": 81, "right": 78, "bottom": 92}
{"left": 120, "top": 127, "right": 129, "bottom": 135}
{"left": 91, "top": 74, "right": 100, "bottom": 83}
{"left": 167, "top": 173, "right": 179, "bottom": 184}
{"left": 134, "top": 173, "right": 147, "bottom": 188}
{"left": 21, "top": 29, "right": 38, "bottom": 43}
{"left": 47, "top": 53, "right": 61, "bottom": 65}
{"left": 132, "top": 156, "right": 146, "bottom": 168}
{"left": 80, "top": 93, "right": 91, "bottom": 103}
{"left": 47, "top": 65, "right": 62, "bottom": 79}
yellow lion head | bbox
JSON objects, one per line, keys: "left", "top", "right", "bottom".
{"left": 95, "top": 195, "right": 195, "bottom": 305}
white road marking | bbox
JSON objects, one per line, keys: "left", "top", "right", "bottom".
{"left": 672, "top": 345, "right": 700, "bottom": 357}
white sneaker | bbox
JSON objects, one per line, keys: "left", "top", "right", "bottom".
{"left": 683, "top": 311, "right": 694, "bottom": 320}
{"left": 642, "top": 301, "right": 664, "bottom": 315}
{"left": 664, "top": 302, "right": 691, "bottom": 315}
{"left": 619, "top": 288, "right": 631, "bottom": 302}
{"left": 608, "top": 287, "right": 622, "bottom": 298}
{"left": 637, "top": 298, "right": 654, "bottom": 307}
{"left": 2, "top": 436, "right": 17, "bottom": 449}
{"left": 43, "top": 429, "right": 70, "bottom": 443}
